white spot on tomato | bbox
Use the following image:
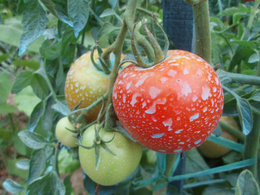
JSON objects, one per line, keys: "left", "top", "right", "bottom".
{"left": 145, "top": 104, "right": 156, "bottom": 114}
{"left": 151, "top": 133, "right": 165, "bottom": 138}
{"left": 126, "top": 81, "right": 132, "bottom": 90}
{"left": 160, "top": 77, "right": 168, "bottom": 83}
{"left": 135, "top": 75, "right": 148, "bottom": 87}
{"left": 163, "top": 118, "right": 173, "bottom": 131}
{"left": 183, "top": 67, "right": 189, "bottom": 75}
{"left": 192, "top": 96, "right": 198, "bottom": 102}
{"left": 190, "top": 113, "right": 199, "bottom": 121}
{"left": 181, "top": 81, "right": 192, "bottom": 96}
{"left": 149, "top": 87, "right": 161, "bottom": 99}
{"left": 130, "top": 93, "right": 141, "bottom": 107}
{"left": 202, "top": 86, "right": 211, "bottom": 100}
{"left": 194, "top": 139, "right": 202, "bottom": 145}
{"left": 168, "top": 69, "right": 177, "bottom": 77}
{"left": 203, "top": 107, "right": 207, "bottom": 112}
{"left": 175, "top": 129, "right": 183, "bottom": 134}
{"left": 142, "top": 101, "right": 147, "bottom": 108}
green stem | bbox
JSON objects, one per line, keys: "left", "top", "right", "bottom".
{"left": 247, "top": 0, "right": 260, "bottom": 29}
{"left": 193, "top": 0, "right": 212, "bottom": 63}
{"left": 219, "top": 121, "right": 245, "bottom": 142}
{"left": 104, "top": 0, "right": 139, "bottom": 129}
{"left": 220, "top": 70, "right": 260, "bottom": 86}
{"left": 8, "top": 114, "right": 16, "bottom": 132}
{"left": 243, "top": 115, "right": 260, "bottom": 177}
{"left": 243, "top": 57, "right": 260, "bottom": 178}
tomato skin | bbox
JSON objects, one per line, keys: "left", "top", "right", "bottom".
{"left": 65, "top": 51, "right": 110, "bottom": 122}
{"left": 113, "top": 50, "right": 224, "bottom": 153}
{"left": 78, "top": 125, "right": 142, "bottom": 186}
{"left": 198, "top": 116, "right": 238, "bottom": 158}
{"left": 55, "top": 117, "right": 78, "bottom": 147}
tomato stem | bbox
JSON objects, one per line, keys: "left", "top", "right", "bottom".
{"left": 143, "top": 19, "right": 164, "bottom": 64}
{"left": 243, "top": 58, "right": 260, "bottom": 178}
{"left": 219, "top": 120, "right": 245, "bottom": 142}
{"left": 102, "top": 0, "right": 139, "bottom": 129}
{"left": 193, "top": 0, "right": 212, "bottom": 64}
{"left": 219, "top": 70, "right": 260, "bottom": 86}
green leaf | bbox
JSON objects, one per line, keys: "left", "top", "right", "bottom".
{"left": 0, "top": 71, "right": 12, "bottom": 103}
{"left": 58, "top": 149, "right": 80, "bottom": 174}
{"left": 109, "top": 0, "right": 118, "bottom": 8}
{"left": 3, "top": 179, "right": 24, "bottom": 194}
{"left": 6, "top": 158, "right": 28, "bottom": 179}
{"left": 12, "top": 70, "right": 33, "bottom": 94}
{"left": 0, "top": 103, "right": 17, "bottom": 114}
{"left": 186, "top": 148, "right": 212, "bottom": 181}
{"left": 68, "top": 0, "right": 89, "bottom": 37}
{"left": 14, "top": 86, "right": 41, "bottom": 116}
{"left": 236, "top": 97, "right": 252, "bottom": 135}
{"left": 0, "top": 53, "right": 9, "bottom": 62}
{"left": 223, "top": 86, "right": 253, "bottom": 135}
{"left": 52, "top": 0, "right": 73, "bottom": 26}
{"left": 40, "top": 39, "right": 62, "bottom": 60}
{"left": 168, "top": 158, "right": 257, "bottom": 182}
{"left": 0, "top": 18, "right": 43, "bottom": 52}
{"left": 27, "top": 149, "right": 47, "bottom": 185}
{"left": 31, "top": 73, "right": 50, "bottom": 99}
{"left": 18, "top": 130, "right": 47, "bottom": 150}
{"left": 52, "top": 101, "right": 70, "bottom": 116}
{"left": 28, "top": 101, "right": 45, "bottom": 131}
{"left": 13, "top": 60, "right": 40, "bottom": 70}
{"left": 27, "top": 171, "right": 65, "bottom": 195}
{"left": 202, "top": 184, "right": 234, "bottom": 195}
{"left": 235, "top": 169, "right": 260, "bottom": 195}
{"left": 16, "top": 159, "right": 30, "bottom": 170}
{"left": 19, "top": 0, "right": 48, "bottom": 55}
{"left": 248, "top": 52, "right": 259, "bottom": 63}
{"left": 98, "top": 22, "right": 120, "bottom": 48}
{"left": 40, "top": 0, "right": 59, "bottom": 17}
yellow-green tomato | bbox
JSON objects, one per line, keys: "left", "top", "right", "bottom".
{"left": 65, "top": 51, "right": 110, "bottom": 122}
{"left": 78, "top": 125, "right": 142, "bottom": 186}
{"left": 55, "top": 117, "right": 78, "bottom": 147}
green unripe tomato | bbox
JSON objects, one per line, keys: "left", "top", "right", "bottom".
{"left": 78, "top": 124, "right": 142, "bottom": 186}
{"left": 55, "top": 117, "right": 78, "bottom": 147}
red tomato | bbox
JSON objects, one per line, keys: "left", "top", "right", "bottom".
{"left": 112, "top": 50, "right": 224, "bottom": 153}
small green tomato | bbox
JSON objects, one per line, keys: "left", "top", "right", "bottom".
{"left": 55, "top": 117, "right": 78, "bottom": 147}
{"left": 78, "top": 124, "right": 142, "bottom": 186}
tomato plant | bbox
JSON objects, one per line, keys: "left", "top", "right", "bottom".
{"left": 113, "top": 50, "right": 224, "bottom": 153}
{"left": 198, "top": 116, "right": 239, "bottom": 158}
{"left": 55, "top": 117, "right": 78, "bottom": 148}
{"left": 78, "top": 124, "right": 142, "bottom": 186}
{"left": 65, "top": 51, "right": 110, "bottom": 122}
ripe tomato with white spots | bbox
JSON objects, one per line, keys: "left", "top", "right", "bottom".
{"left": 113, "top": 50, "right": 224, "bottom": 153}
{"left": 78, "top": 124, "right": 142, "bottom": 186}
{"left": 65, "top": 51, "right": 110, "bottom": 122}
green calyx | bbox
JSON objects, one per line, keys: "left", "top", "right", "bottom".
{"left": 78, "top": 124, "right": 116, "bottom": 168}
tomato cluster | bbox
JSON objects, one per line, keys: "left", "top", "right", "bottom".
{"left": 57, "top": 49, "right": 224, "bottom": 186}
